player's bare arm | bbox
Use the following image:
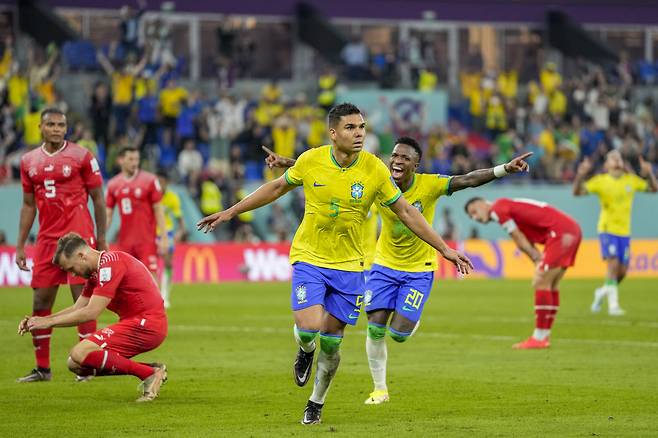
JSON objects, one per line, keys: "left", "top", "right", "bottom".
{"left": 639, "top": 156, "right": 658, "bottom": 192}
{"left": 15, "top": 192, "right": 37, "bottom": 271}
{"left": 388, "top": 197, "right": 473, "bottom": 274}
{"left": 509, "top": 229, "right": 542, "bottom": 263}
{"left": 449, "top": 152, "right": 532, "bottom": 192}
{"left": 89, "top": 187, "right": 108, "bottom": 250}
{"left": 262, "top": 146, "right": 296, "bottom": 169}
{"left": 153, "top": 202, "right": 169, "bottom": 255}
{"left": 20, "top": 296, "right": 91, "bottom": 335}
{"left": 573, "top": 158, "right": 592, "bottom": 196}
{"left": 105, "top": 206, "right": 114, "bottom": 231}
{"left": 25, "top": 295, "right": 110, "bottom": 332}
{"left": 197, "top": 175, "right": 296, "bottom": 233}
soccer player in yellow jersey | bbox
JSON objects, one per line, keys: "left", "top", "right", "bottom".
{"left": 573, "top": 150, "right": 657, "bottom": 315}
{"left": 362, "top": 204, "right": 379, "bottom": 273}
{"left": 198, "top": 103, "right": 472, "bottom": 425}
{"left": 156, "top": 170, "right": 186, "bottom": 309}
{"left": 264, "top": 136, "right": 531, "bottom": 405}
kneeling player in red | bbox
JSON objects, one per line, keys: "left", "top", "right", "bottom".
{"left": 465, "top": 197, "right": 582, "bottom": 349}
{"left": 18, "top": 233, "right": 168, "bottom": 402}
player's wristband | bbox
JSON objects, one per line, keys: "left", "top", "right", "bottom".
{"left": 494, "top": 164, "right": 508, "bottom": 178}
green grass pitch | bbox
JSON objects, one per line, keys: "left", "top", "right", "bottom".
{"left": 1, "top": 279, "right": 657, "bottom": 437}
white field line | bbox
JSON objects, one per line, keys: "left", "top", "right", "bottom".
{"left": 170, "top": 324, "right": 658, "bottom": 349}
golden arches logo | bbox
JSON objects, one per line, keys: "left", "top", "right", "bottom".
{"left": 182, "top": 247, "right": 219, "bottom": 283}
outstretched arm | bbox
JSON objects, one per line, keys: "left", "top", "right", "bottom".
{"left": 639, "top": 156, "right": 658, "bottom": 192}
{"left": 449, "top": 152, "right": 532, "bottom": 193}
{"left": 389, "top": 197, "right": 473, "bottom": 274}
{"left": 197, "top": 175, "right": 296, "bottom": 233}
{"left": 510, "top": 229, "right": 542, "bottom": 263}
{"left": 573, "top": 158, "right": 592, "bottom": 196}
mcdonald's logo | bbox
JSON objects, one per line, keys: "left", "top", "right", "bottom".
{"left": 182, "top": 247, "right": 219, "bottom": 283}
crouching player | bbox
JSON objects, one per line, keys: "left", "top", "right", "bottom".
{"left": 18, "top": 233, "right": 168, "bottom": 402}
{"left": 465, "top": 197, "right": 582, "bottom": 349}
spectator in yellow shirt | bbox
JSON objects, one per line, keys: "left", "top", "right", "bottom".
{"left": 159, "top": 78, "right": 189, "bottom": 144}
{"left": 540, "top": 62, "right": 562, "bottom": 94}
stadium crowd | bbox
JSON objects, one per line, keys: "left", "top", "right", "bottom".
{"left": 1, "top": 11, "right": 658, "bottom": 241}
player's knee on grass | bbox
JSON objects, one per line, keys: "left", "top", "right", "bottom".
{"left": 388, "top": 327, "right": 412, "bottom": 343}
{"left": 67, "top": 356, "right": 83, "bottom": 375}
{"left": 319, "top": 334, "right": 343, "bottom": 355}
{"left": 69, "top": 340, "right": 100, "bottom": 364}
{"left": 367, "top": 323, "right": 386, "bottom": 340}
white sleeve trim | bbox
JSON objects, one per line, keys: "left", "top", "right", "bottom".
{"left": 501, "top": 219, "right": 518, "bottom": 233}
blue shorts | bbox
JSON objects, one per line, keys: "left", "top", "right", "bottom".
{"left": 291, "top": 262, "right": 365, "bottom": 325}
{"left": 157, "top": 230, "right": 175, "bottom": 254}
{"left": 364, "top": 264, "right": 434, "bottom": 323}
{"left": 599, "top": 233, "right": 631, "bottom": 265}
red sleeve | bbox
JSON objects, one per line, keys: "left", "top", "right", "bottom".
{"left": 20, "top": 157, "right": 34, "bottom": 194}
{"left": 81, "top": 151, "right": 103, "bottom": 190}
{"left": 93, "top": 259, "right": 127, "bottom": 300}
{"left": 149, "top": 176, "right": 164, "bottom": 203}
{"left": 105, "top": 181, "right": 116, "bottom": 208}
{"left": 490, "top": 199, "right": 511, "bottom": 224}
{"left": 82, "top": 275, "right": 98, "bottom": 298}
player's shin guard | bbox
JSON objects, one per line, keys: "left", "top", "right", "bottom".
{"left": 548, "top": 290, "right": 560, "bottom": 329}
{"left": 533, "top": 290, "right": 552, "bottom": 340}
{"left": 32, "top": 309, "right": 52, "bottom": 369}
{"left": 81, "top": 350, "right": 155, "bottom": 380}
{"left": 77, "top": 320, "right": 97, "bottom": 342}
{"left": 366, "top": 323, "right": 388, "bottom": 391}
{"left": 388, "top": 327, "right": 412, "bottom": 343}
{"left": 294, "top": 324, "right": 318, "bottom": 353}
{"left": 309, "top": 334, "right": 342, "bottom": 405}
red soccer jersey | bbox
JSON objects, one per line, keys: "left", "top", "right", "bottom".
{"left": 20, "top": 142, "right": 103, "bottom": 243}
{"left": 490, "top": 198, "right": 579, "bottom": 244}
{"left": 106, "top": 170, "right": 163, "bottom": 246}
{"left": 82, "top": 251, "right": 165, "bottom": 320}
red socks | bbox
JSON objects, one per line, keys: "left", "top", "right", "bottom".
{"left": 77, "top": 320, "right": 97, "bottom": 341}
{"left": 81, "top": 350, "right": 155, "bottom": 380}
{"left": 534, "top": 290, "right": 553, "bottom": 330}
{"left": 32, "top": 309, "right": 52, "bottom": 369}
{"left": 548, "top": 290, "right": 560, "bottom": 329}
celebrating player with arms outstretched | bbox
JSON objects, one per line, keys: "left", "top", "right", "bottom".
{"left": 17, "top": 108, "right": 107, "bottom": 382}
{"left": 19, "top": 233, "right": 168, "bottom": 402}
{"left": 106, "top": 146, "right": 168, "bottom": 275}
{"left": 198, "top": 103, "right": 472, "bottom": 425}
{"left": 573, "top": 150, "right": 657, "bottom": 315}
{"left": 465, "top": 197, "right": 582, "bottom": 349}
{"left": 265, "top": 137, "right": 531, "bottom": 404}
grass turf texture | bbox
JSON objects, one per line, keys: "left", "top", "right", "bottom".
{"left": 1, "top": 279, "right": 657, "bottom": 437}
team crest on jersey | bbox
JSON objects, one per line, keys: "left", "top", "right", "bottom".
{"left": 364, "top": 289, "right": 373, "bottom": 307}
{"left": 626, "top": 185, "right": 632, "bottom": 193}
{"left": 351, "top": 182, "right": 364, "bottom": 201}
{"left": 412, "top": 200, "right": 423, "bottom": 213}
{"left": 28, "top": 167, "right": 37, "bottom": 177}
{"left": 135, "top": 188, "right": 142, "bottom": 198}
{"left": 62, "top": 165, "right": 71, "bottom": 177}
{"left": 295, "top": 284, "right": 307, "bottom": 304}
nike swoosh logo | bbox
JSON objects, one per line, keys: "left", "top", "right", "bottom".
{"left": 348, "top": 314, "right": 359, "bottom": 320}
{"left": 313, "top": 182, "right": 326, "bottom": 187}
{"left": 402, "top": 306, "right": 415, "bottom": 312}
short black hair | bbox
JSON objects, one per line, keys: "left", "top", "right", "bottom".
{"left": 118, "top": 145, "right": 140, "bottom": 157}
{"left": 464, "top": 197, "right": 485, "bottom": 214}
{"left": 395, "top": 136, "right": 423, "bottom": 160}
{"left": 41, "top": 108, "right": 66, "bottom": 121}
{"left": 327, "top": 103, "right": 361, "bottom": 128}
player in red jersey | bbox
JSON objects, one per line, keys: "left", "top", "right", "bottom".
{"left": 16, "top": 108, "right": 107, "bottom": 382}
{"left": 18, "top": 233, "right": 168, "bottom": 402}
{"left": 465, "top": 197, "right": 582, "bottom": 349}
{"left": 106, "top": 146, "right": 168, "bottom": 274}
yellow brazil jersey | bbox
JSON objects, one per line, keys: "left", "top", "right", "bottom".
{"left": 284, "top": 145, "right": 401, "bottom": 271}
{"left": 374, "top": 173, "right": 451, "bottom": 272}
{"left": 362, "top": 204, "right": 379, "bottom": 271}
{"left": 160, "top": 189, "right": 182, "bottom": 233}
{"left": 584, "top": 173, "right": 648, "bottom": 236}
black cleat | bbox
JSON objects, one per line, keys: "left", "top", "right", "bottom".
{"left": 293, "top": 348, "right": 315, "bottom": 387}
{"left": 17, "top": 368, "right": 52, "bottom": 383}
{"left": 301, "top": 400, "right": 323, "bottom": 425}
